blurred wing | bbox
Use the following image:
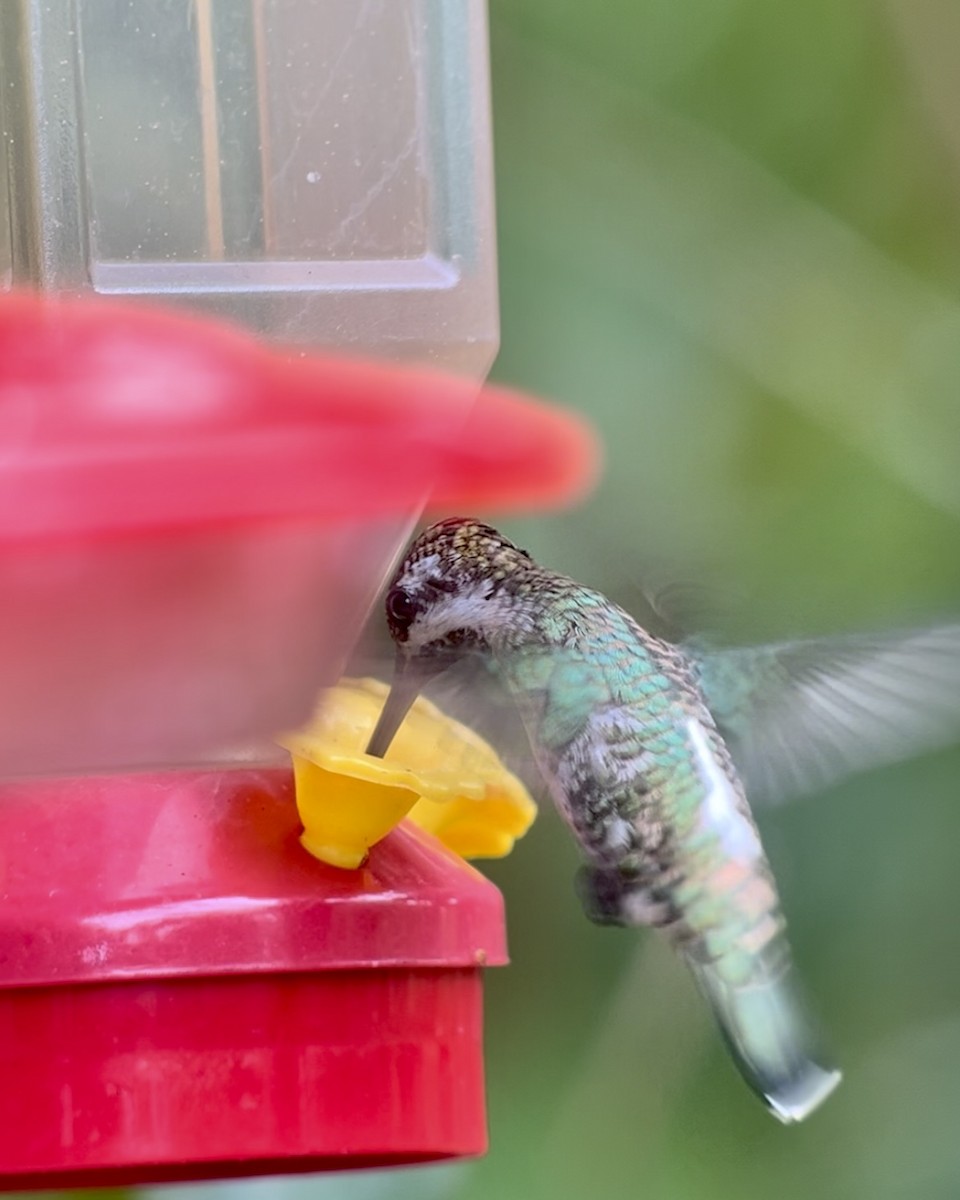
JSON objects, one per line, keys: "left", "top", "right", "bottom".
{"left": 690, "top": 624, "right": 960, "bottom": 803}
{"left": 349, "top": 632, "right": 550, "bottom": 799}
{"left": 422, "top": 656, "right": 552, "bottom": 801}
{"left": 641, "top": 574, "right": 739, "bottom": 641}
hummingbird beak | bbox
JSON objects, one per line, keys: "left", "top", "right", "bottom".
{"left": 365, "top": 654, "right": 437, "bottom": 757}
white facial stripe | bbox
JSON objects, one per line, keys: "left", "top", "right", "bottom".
{"left": 391, "top": 551, "right": 500, "bottom": 653}
{"left": 403, "top": 553, "right": 441, "bottom": 590}
{"left": 402, "top": 579, "right": 496, "bottom": 651}
{"left": 433, "top": 582, "right": 496, "bottom": 629}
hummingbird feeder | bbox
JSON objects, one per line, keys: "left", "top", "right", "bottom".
{"left": 0, "top": 3, "right": 598, "bottom": 1190}
{"left": 0, "top": 294, "right": 594, "bottom": 1189}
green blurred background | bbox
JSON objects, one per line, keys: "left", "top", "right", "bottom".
{"left": 38, "top": 1, "right": 960, "bottom": 1198}
{"left": 477, "top": 4, "right": 960, "bottom": 1196}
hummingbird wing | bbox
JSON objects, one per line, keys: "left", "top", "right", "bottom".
{"left": 641, "top": 575, "right": 739, "bottom": 642}
{"left": 689, "top": 624, "right": 960, "bottom": 803}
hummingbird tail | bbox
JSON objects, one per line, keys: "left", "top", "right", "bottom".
{"left": 689, "top": 956, "right": 841, "bottom": 1123}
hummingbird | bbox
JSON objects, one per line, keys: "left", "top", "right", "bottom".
{"left": 366, "top": 517, "right": 960, "bottom": 1122}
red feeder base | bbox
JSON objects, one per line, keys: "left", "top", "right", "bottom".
{"left": 0, "top": 768, "right": 507, "bottom": 1188}
{"left": 1, "top": 969, "right": 485, "bottom": 1188}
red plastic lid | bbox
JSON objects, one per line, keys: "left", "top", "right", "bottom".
{"left": 0, "top": 291, "right": 599, "bottom": 541}
{"left": 0, "top": 767, "right": 507, "bottom": 987}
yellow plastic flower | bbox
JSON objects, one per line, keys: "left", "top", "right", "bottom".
{"left": 277, "top": 677, "right": 536, "bottom": 870}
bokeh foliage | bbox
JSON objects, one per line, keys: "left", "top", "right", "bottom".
{"left": 483, "top": 2, "right": 960, "bottom": 1196}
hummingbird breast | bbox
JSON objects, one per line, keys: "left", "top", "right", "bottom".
{"left": 554, "top": 698, "right": 784, "bottom": 961}
{"left": 492, "top": 585, "right": 784, "bottom": 960}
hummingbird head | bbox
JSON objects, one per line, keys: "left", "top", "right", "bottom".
{"left": 366, "top": 517, "right": 536, "bottom": 755}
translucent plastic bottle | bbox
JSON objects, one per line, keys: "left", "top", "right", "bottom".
{"left": 0, "top": 1, "right": 521, "bottom": 774}
{"left": 0, "top": 0, "right": 499, "bottom": 375}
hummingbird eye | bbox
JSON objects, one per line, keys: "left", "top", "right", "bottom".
{"left": 386, "top": 587, "right": 417, "bottom": 628}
